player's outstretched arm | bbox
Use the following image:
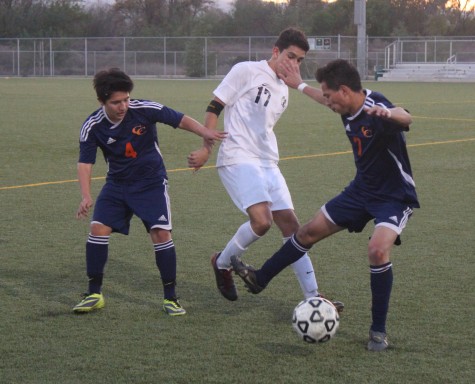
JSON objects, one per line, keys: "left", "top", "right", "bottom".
{"left": 364, "top": 106, "right": 413, "bottom": 127}
{"left": 76, "top": 162, "right": 94, "bottom": 220}
{"left": 277, "top": 60, "right": 326, "bottom": 105}
{"left": 178, "top": 115, "right": 227, "bottom": 142}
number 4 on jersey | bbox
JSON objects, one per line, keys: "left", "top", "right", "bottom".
{"left": 125, "top": 142, "right": 137, "bottom": 158}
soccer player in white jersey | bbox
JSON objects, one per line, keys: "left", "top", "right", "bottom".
{"left": 188, "top": 28, "right": 343, "bottom": 311}
{"left": 231, "top": 59, "right": 419, "bottom": 351}
{"left": 73, "top": 68, "right": 226, "bottom": 315}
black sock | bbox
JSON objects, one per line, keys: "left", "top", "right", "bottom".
{"left": 370, "top": 262, "right": 393, "bottom": 333}
{"left": 154, "top": 240, "right": 177, "bottom": 299}
{"left": 256, "top": 234, "right": 310, "bottom": 287}
{"left": 86, "top": 234, "right": 109, "bottom": 294}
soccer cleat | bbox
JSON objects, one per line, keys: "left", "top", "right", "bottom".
{"left": 73, "top": 293, "right": 105, "bottom": 313}
{"left": 230, "top": 255, "right": 264, "bottom": 294}
{"left": 317, "top": 294, "right": 345, "bottom": 314}
{"left": 367, "top": 330, "right": 389, "bottom": 352}
{"left": 163, "top": 297, "right": 186, "bottom": 316}
{"left": 211, "top": 252, "right": 238, "bottom": 301}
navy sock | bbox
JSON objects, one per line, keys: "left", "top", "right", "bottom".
{"left": 370, "top": 262, "right": 393, "bottom": 333}
{"left": 256, "top": 234, "right": 310, "bottom": 288}
{"left": 86, "top": 234, "right": 109, "bottom": 294}
{"left": 154, "top": 240, "right": 177, "bottom": 299}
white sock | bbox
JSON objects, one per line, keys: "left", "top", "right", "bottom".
{"left": 284, "top": 237, "right": 319, "bottom": 298}
{"left": 218, "top": 221, "right": 260, "bottom": 269}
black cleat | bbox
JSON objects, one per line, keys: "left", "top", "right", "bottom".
{"left": 211, "top": 252, "right": 238, "bottom": 301}
{"left": 230, "top": 256, "right": 264, "bottom": 294}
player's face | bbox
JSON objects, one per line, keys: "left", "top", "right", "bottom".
{"left": 274, "top": 45, "right": 306, "bottom": 67}
{"left": 102, "top": 91, "right": 130, "bottom": 123}
{"left": 321, "top": 82, "right": 350, "bottom": 115}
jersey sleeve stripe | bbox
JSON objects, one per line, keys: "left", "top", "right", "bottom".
{"left": 129, "top": 99, "right": 164, "bottom": 110}
{"left": 80, "top": 109, "right": 106, "bottom": 142}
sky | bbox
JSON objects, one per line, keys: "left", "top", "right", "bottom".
{"left": 84, "top": 0, "right": 475, "bottom": 11}
{"left": 84, "top": 0, "right": 232, "bottom": 11}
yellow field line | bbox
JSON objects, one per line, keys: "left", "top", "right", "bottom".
{"left": 407, "top": 138, "right": 475, "bottom": 147}
{"left": 1, "top": 137, "right": 474, "bottom": 191}
{"left": 413, "top": 115, "right": 475, "bottom": 122}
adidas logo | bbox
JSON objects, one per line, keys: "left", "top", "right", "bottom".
{"left": 158, "top": 215, "right": 167, "bottom": 221}
{"left": 107, "top": 137, "right": 116, "bottom": 144}
{"left": 389, "top": 216, "right": 398, "bottom": 223}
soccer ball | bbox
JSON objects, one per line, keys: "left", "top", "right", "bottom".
{"left": 292, "top": 297, "right": 340, "bottom": 343}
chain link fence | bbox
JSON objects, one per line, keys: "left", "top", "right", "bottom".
{"left": 1, "top": 35, "right": 474, "bottom": 79}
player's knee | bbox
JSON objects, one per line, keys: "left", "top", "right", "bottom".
{"left": 296, "top": 226, "right": 317, "bottom": 248}
{"left": 367, "top": 245, "right": 389, "bottom": 265}
{"left": 90, "top": 222, "right": 112, "bottom": 236}
{"left": 251, "top": 217, "right": 272, "bottom": 236}
{"left": 150, "top": 228, "right": 172, "bottom": 243}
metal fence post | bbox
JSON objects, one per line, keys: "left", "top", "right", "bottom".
{"left": 85, "top": 38, "right": 88, "bottom": 76}
{"left": 205, "top": 37, "right": 208, "bottom": 78}
{"left": 17, "top": 38, "right": 20, "bottom": 76}
{"left": 164, "top": 37, "right": 167, "bottom": 76}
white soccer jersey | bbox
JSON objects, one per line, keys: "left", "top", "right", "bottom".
{"left": 214, "top": 60, "right": 289, "bottom": 167}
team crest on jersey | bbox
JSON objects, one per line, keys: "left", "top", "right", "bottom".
{"left": 360, "top": 126, "right": 373, "bottom": 137}
{"left": 132, "top": 125, "right": 146, "bottom": 135}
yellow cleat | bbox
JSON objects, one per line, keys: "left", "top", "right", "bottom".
{"left": 162, "top": 297, "right": 186, "bottom": 316}
{"left": 73, "top": 293, "right": 105, "bottom": 313}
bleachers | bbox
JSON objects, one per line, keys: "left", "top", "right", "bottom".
{"left": 377, "top": 63, "right": 475, "bottom": 82}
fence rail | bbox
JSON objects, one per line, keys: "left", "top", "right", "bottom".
{"left": 1, "top": 35, "right": 474, "bottom": 79}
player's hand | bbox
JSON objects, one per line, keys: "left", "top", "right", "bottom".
{"left": 76, "top": 197, "right": 93, "bottom": 220}
{"left": 202, "top": 129, "right": 227, "bottom": 142}
{"left": 364, "top": 106, "right": 392, "bottom": 119}
{"left": 187, "top": 147, "right": 210, "bottom": 171}
{"left": 277, "top": 60, "right": 303, "bottom": 89}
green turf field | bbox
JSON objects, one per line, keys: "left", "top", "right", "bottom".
{"left": 1, "top": 78, "right": 474, "bottom": 383}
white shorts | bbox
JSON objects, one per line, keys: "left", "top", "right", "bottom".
{"left": 218, "top": 163, "right": 294, "bottom": 214}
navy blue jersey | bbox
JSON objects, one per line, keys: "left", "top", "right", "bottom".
{"left": 341, "top": 90, "right": 419, "bottom": 207}
{"left": 79, "top": 99, "right": 184, "bottom": 182}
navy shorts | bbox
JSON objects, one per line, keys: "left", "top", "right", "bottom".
{"left": 92, "top": 178, "right": 172, "bottom": 235}
{"left": 322, "top": 184, "right": 414, "bottom": 235}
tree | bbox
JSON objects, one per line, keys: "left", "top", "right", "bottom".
{"left": 366, "top": 0, "right": 395, "bottom": 36}
{"left": 0, "top": 0, "right": 88, "bottom": 37}
{"left": 112, "top": 0, "right": 212, "bottom": 36}
{"left": 230, "top": 0, "right": 288, "bottom": 36}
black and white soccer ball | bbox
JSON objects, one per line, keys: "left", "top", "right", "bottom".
{"left": 292, "top": 297, "right": 340, "bottom": 343}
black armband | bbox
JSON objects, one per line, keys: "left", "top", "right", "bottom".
{"left": 206, "top": 100, "right": 224, "bottom": 116}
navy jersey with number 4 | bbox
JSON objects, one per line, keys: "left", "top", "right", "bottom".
{"left": 342, "top": 90, "right": 419, "bottom": 208}
{"left": 79, "top": 99, "right": 184, "bottom": 182}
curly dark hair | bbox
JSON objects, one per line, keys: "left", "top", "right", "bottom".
{"left": 93, "top": 68, "right": 134, "bottom": 103}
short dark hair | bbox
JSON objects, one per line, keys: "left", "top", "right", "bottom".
{"left": 315, "top": 59, "right": 362, "bottom": 92}
{"left": 93, "top": 68, "right": 134, "bottom": 103}
{"left": 274, "top": 27, "right": 309, "bottom": 53}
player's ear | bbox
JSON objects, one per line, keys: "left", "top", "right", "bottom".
{"left": 339, "top": 85, "right": 352, "bottom": 96}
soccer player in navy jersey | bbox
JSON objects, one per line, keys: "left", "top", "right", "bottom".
{"left": 231, "top": 59, "right": 419, "bottom": 351}
{"left": 73, "top": 68, "right": 226, "bottom": 316}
